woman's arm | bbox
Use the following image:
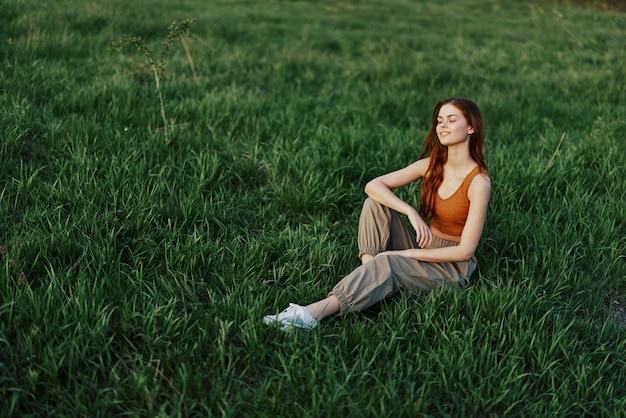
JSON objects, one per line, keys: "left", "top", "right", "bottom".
{"left": 364, "top": 159, "right": 429, "bottom": 205}
{"left": 364, "top": 158, "right": 432, "bottom": 247}
{"left": 381, "top": 172, "right": 492, "bottom": 262}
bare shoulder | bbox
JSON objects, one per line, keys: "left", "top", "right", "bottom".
{"left": 368, "top": 157, "right": 431, "bottom": 190}
{"left": 468, "top": 172, "right": 492, "bottom": 200}
{"left": 403, "top": 157, "right": 431, "bottom": 179}
{"left": 386, "top": 157, "right": 430, "bottom": 178}
{"left": 411, "top": 157, "right": 431, "bottom": 175}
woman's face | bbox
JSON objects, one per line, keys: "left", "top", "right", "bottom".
{"left": 435, "top": 103, "right": 474, "bottom": 147}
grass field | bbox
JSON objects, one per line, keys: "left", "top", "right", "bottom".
{"left": 1, "top": 0, "right": 626, "bottom": 416}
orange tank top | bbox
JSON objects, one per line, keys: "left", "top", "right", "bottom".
{"left": 430, "top": 166, "right": 483, "bottom": 237}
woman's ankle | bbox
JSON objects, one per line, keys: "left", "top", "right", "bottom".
{"left": 306, "top": 296, "right": 340, "bottom": 321}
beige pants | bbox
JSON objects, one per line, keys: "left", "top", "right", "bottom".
{"left": 329, "top": 198, "right": 477, "bottom": 315}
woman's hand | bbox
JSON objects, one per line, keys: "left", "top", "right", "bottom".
{"left": 407, "top": 210, "right": 432, "bottom": 249}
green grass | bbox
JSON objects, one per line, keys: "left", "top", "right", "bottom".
{"left": 1, "top": 0, "right": 626, "bottom": 416}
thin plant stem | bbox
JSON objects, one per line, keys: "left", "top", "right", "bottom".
{"left": 544, "top": 132, "right": 566, "bottom": 173}
{"left": 151, "top": 63, "right": 169, "bottom": 143}
{"left": 111, "top": 19, "right": 195, "bottom": 143}
{"left": 179, "top": 34, "right": 198, "bottom": 83}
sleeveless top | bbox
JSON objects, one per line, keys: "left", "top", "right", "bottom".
{"left": 430, "top": 165, "right": 483, "bottom": 237}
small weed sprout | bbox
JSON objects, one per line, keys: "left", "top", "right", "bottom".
{"left": 111, "top": 19, "right": 196, "bottom": 143}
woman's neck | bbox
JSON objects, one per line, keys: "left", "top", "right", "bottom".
{"left": 445, "top": 143, "right": 474, "bottom": 171}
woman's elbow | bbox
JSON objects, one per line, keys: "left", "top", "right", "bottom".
{"left": 456, "top": 245, "right": 476, "bottom": 261}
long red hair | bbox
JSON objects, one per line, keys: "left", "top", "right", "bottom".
{"left": 419, "top": 97, "right": 488, "bottom": 220}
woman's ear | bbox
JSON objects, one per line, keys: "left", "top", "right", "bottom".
{"left": 468, "top": 126, "right": 475, "bottom": 134}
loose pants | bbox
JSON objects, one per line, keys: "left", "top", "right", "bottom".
{"left": 329, "top": 198, "right": 477, "bottom": 315}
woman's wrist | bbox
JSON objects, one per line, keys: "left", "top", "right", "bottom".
{"left": 408, "top": 248, "right": 422, "bottom": 259}
{"left": 401, "top": 202, "right": 416, "bottom": 215}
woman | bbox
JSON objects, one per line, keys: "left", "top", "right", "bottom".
{"left": 264, "top": 97, "right": 492, "bottom": 331}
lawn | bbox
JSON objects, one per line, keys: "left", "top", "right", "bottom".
{"left": 1, "top": 0, "right": 625, "bottom": 416}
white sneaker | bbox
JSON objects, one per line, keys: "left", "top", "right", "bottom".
{"left": 263, "top": 303, "right": 319, "bottom": 331}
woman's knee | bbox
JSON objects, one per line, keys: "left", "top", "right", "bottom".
{"left": 362, "top": 197, "right": 377, "bottom": 210}
{"left": 362, "top": 197, "right": 388, "bottom": 216}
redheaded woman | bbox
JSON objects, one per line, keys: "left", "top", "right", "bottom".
{"left": 265, "top": 97, "right": 492, "bottom": 330}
